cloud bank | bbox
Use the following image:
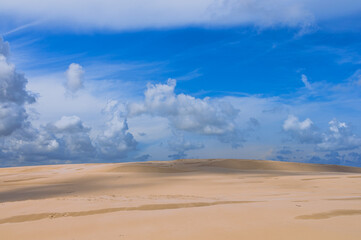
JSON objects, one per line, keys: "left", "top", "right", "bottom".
{"left": 0, "top": 39, "right": 136, "bottom": 166}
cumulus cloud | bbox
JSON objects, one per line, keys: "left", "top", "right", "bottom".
{"left": 46, "top": 116, "right": 95, "bottom": 157}
{"left": 0, "top": 115, "right": 94, "bottom": 165}
{"left": 0, "top": 103, "right": 27, "bottom": 136}
{"left": 128, "top": 79, "right": 249, "bottom": 147}
{"left": 2, "top": 0, "right": 361, "bottom": 31}
{"left": 0, "top": 111, "right": 137, "bottom": 166}
{"left": 95, "top": 101, "right": 137, "bottom": 159}
{"left": 282, "top": 115, "right": 321, "bottom": 143}
{"left": 0, "top": 39, "right": 138, "bottom": 166}
{"left": 129, "top": 79, "right": 239, "bottom": 135}
{"left": 0, "top": 45, "right": 135, "bottom": 165}
{"left": 283, "top": 115, "right": 313, "bottom": 131}
{"left": 49, "top": 115, "right": 88, "bottom": 133}
{"left": 283, "top": 115, "right": 361, "bottom": 155}
{"left": 317, "top": 119, "right": 361, "bottom": 151}
{"left": 0, "top": 38, "right": 35, "bottom": 136}
{"left": 65, "top": 63, "right": 84, "bottom": 94}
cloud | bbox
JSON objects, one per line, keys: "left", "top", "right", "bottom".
{"left": 128, "top": 79, "right": 249, "bottom": 147}
{"left": 49, "top": 115, "right": 87, "bottom": 133}
{"left": 301, "top": 74, "right": 312, "bottom": 89}
{"left": 306, "top": 151, "right": 361, "bottom": 167}
{"left": 167, "top": 133, "right": 204, "bottom": 159}
{"left": 317, "top": 119, "right": 361, "bottom": 151}
{"left": 0, "top": 115, "right": 94, "bottom": 165}
{"left": 94, "top": 101, "right": 137, "bottom": 159}
{"left": 283, "top": 115, "right": 313, "bottom": 131}
{"left": 0, "top": 39, "right": 10, "bottom": 57}
{"left": 3, "top": 127, "right": 61, "bottom": 162}
{"left": 2, "top": 1, "right": 361, "bottom": 31}
{"left": 282, "top": 115, "right": 321, "bottom": 143}
{"left": 348, "top": 69, "right": 361, "bottom": 85}
{"left": 0, "top": 111, "right": 137, "bottom": 166}
{"left": 346, "top": 152, "right": 361, "bottom": 166}
{"left": 0, "top": 38, "right": 35, "bottom": 136}
{"left": 65, "top": 63, "right": 84, "bottom": 94}
{"left": 0, "top": 39, "right": 138, "bottom": 166}
{"left": 283, "top": 115, "right": 361, "bottom": 153}
{"left": 0, "top": 103, "right": 28, "bottom": 136}
{"left": 45, "top": 116, "right": 95, "bottom": 157}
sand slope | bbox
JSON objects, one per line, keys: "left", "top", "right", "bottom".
{"left": 0, "top": 159, "right": 360, "bottom": 239}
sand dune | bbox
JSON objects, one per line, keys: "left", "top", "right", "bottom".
{"left": 0, "top": 159, "right": 360, "bottom": 239}
{"left": 107, "top": 159, "right": 361, "bottom": 173}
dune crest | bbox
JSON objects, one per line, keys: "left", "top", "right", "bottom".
{"left": 106, "top": 159, "right": 361, "bottom": 173}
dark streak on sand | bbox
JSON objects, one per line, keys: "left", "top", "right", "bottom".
{"left": 296, "top": 209, "right": 361, "bottom": 220}
{"left": 0, "top": 200, "right": 257, "bottom": 224}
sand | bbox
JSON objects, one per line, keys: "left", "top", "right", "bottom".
{"left": 0, "top": 159, "right": 360, "bottom": 239}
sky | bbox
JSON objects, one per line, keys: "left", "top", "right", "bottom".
{"left": 0, "top": 0, "right": 361, "bottom": 167}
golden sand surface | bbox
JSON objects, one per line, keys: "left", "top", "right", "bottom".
{"left": 0, "top": 159, "right": 361, "bottom": 240}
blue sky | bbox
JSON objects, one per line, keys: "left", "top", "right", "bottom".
{"left": 0, "top": 0, "right": 361, "bottom": 167}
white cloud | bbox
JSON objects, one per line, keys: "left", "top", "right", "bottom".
{"left": 65, "top": 63, "right": 84, "bottom": 94}
{"left": 94, "top": 101, "right": 137, "bottom": 159}
{"left": 0, "top": 111, "right": 137, "bottom": 165}
{"left": 0, "top": 117, "right": 93, "bottom": 164}
{"left": 301, "top": 74, "right": 312, "bottom": 89}
{"left": 283, "top": 115, "right": 322, "bottom": 144}
{"left": 129, "top": 79, "right": 239, "bottom": 135}
{"left": 283, "top": 115, "right": 361, "bottom": 153}
{"left": 51, "top": 115, "right": 87, "bottom": 133}
{"left": 0, "top": 40, "right": 138, "bottom": 166}
{"left": 26, "top": 72, "right": 106, "bottom": 126}
{"left": 46, "top": 116, "right": 95, "bottom": 157}
{"left": 128, "top": 79, "right": 249, "bottom": 147}
{"left": 317, "top": 119, "right": 361, "bottom": 151}
{"left": 283, "top": 115, "right": 313, "bottom": 131}
{"left": 2, "top": 0, "right": 361, "bottom": 31}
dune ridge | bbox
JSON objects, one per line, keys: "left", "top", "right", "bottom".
{"left": 107, "top": 159, "right": 361, "bottom": 174}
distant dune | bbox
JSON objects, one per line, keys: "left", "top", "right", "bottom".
{"left": 107, "top": 159, "right": 361, "bottom": 173}
{"left": 0, "top": 159, "right": 360, "bottom": 240}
